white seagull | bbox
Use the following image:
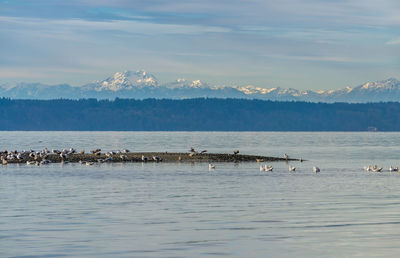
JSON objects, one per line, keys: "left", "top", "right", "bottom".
{"left": 313, "top": 166, "right": 320, "bottom": 173}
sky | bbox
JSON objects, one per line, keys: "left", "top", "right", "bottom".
{"left": 0, "top": 0, "right": 399, "bottom": 90}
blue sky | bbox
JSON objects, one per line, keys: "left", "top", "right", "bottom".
{"left": 0, "top": 0, "right": 399, "bottom": 90}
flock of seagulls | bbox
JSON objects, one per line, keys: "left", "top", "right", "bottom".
{"left": 364, "top": 165, "right": 399, "bottom": 172}
{"left": 259, "top": 164, "right": 320, "bottom": 173}
{"left": 2, "top": 147, "right": 393, "bottom": 175}
{"left": 0, "top": 147, "right": 161, "bottom": 166}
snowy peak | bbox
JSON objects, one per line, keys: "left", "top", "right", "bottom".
{"left": 1, "top": 73, "right": 399, "bottom": 103}
{"left": 167, "top": 78, "right": 207, "bottom": 88}
{"left": 234, "top": 85, "right": 278, "bottom": 95}
{"left": 94, "top": 70, "right": 159, "bottom": 91}
{"left": 357, "top": 78, "right": 400, "bottom": 91}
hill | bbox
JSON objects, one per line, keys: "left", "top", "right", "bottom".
{"left": 0, "top": 98, "right": 399, "bottom": 131}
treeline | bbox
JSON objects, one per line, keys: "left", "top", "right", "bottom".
{"left": 0, "top": 98, "right": 399, "bottom": 131}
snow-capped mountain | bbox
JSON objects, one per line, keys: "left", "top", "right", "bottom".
{"left": 0, "top": 70, "right": 399, "bottom": 103}
{"left": 165, "top": 78, "right": 207, "bottom": 89}
{"left": 84, "top": 70, "right": 159, "bottom": 91}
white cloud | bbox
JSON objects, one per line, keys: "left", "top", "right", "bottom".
{"left": 0, "top": 15, "right": 230, "bottom": 36}
{"left": 386, "top": 38, "right": 400, "bottom": 45}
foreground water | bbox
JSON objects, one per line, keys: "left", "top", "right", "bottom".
{"left": 1, "top": 132, "right": 400, "bottom": 257}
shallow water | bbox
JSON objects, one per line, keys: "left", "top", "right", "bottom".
{"left": 1, "top": 132, "right": 400, "bottom": 257}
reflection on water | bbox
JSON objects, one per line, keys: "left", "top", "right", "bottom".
{"left": 1, "top": 132, "right": 400, "bottom": 257}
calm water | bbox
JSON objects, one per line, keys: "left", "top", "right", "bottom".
{"left": 1, "top": 132, "right": 400, "bottom": 257}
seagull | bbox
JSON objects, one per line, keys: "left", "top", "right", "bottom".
{"left": 233, "top": 150, "right": 239, "bottom": 155}
{"left": 120, "top": 154, "right": 128, "bottom": 161}
{"left": 260, "top": 165, "right": 266, "bottom": 171}
{"left": 371, "top": 165, "right": 382, "bottom": 172}
{"left": 289, "top": 165, "right": 296, "bottom": 171}
{"left": 122, "top": 149, "right": 130, "bottom": 153}
{"left": 265, "top": 165, "right": 273, "bottom": 172}
{"left": 364, "top": 166, "right": 371, "bottom": 171}
{"left": 40, "top": 159, "right": 50, "bottom": 165}
{"left": 209, "top": 164, "right": 216, "bottom": 169}
{"left": 141, "top": 155, "right": 148, "bottom": 162}
{"left": 91, "top": 149, "right": 101, "bottom": 154}
{"left": 200, "top": 150, "right": 207, "bottom": 154}
{"left": 1, "top": 156, "right": 7, "bottom": 165}
{"left": 313, "top": 166, "right": 320, "bottom": 173}
{"left": 389, "top": 166, "right": 398, "bottom": 172}
{"left": 153, "top": 156, "right": 162, "bottom": 162}
{"left": 60, "top": 153, "right": 68, "bottom": 160}
{"left": 284, "top": 154, "right": 289, "bottom": 160}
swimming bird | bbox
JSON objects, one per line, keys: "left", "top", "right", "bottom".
{"left": 371, "top": 165, "right": 382, "bottom": 172}
{"left": 260, "top": 165, "right": 266, "bottom": 171}
{"left": 209, "top": 164, "right": 216, "bottom": 169}
{"left": 289, "top": 165, "right": 296, "bottom": 171}
{"left": 313, "top": 166, "right": 320, "bottom": 173}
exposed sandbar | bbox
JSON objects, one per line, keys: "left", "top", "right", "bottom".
{"left": 2, "top": 152, "right": 299, "bottom": 164}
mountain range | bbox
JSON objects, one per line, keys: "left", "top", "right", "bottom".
{"left": 1, "top": 70, "right": 399, "bottom": 103}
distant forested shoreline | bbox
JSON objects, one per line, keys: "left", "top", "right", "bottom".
{"left": 0, "top": 98, "right": 399, "bottom": 131}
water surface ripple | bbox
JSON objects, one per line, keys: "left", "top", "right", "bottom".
{"left": 1, "top": 132, "right": 400, "bottom": 257}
